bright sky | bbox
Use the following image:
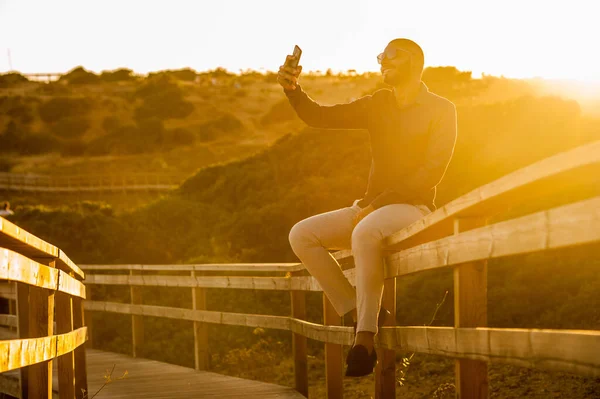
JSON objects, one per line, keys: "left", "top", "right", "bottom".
{"left": 1, "top": 0, "right": 599, "bottom": 81}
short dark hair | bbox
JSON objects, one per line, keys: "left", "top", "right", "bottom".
{"left": 387, "top": 38, "right": 424, "bottom": 70}
{"left": 3, "top": 201, "right": 9, "bottom": 210}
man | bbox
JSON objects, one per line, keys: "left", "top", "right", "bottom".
{"left": 0, "top": 201, "right": 14, "bottom": 217}
{"left": 279, "top": 38, "right": 457, "bottom": 377}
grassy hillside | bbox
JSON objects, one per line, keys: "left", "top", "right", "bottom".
{"left": 2, "top": 67, "right": 600, "bottom": 397}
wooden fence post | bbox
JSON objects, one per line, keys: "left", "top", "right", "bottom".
{"left": 131, "top": 269, "right": 144, "bottom": 357}
{"left": 375, "top": 277, "right": 396, "bottom": 399}
{"left": 323, "top": 295, "right": 343, "bottom": 399}
{"left": 454, "top": 217, "right": 489, "bottom": 399}
{"left": 191, "top": 270, "right": 209, "bottom": 370}
{"left": 290, "top": 270, "right": 308, "bottom": 397}
{"left": 56, "top": 289, "right": 75, "bottom": 399}
{"left": 72, "top": 296, "right": 88, "bottom": 399}
{"left": 16, "top": 282, "right": 30, "bottom": 399}
{"left": 28, "top": 259, "right": 56, "bottom": 399}
{"left": 85, "top": 285, "right": 93, "bottom": 349}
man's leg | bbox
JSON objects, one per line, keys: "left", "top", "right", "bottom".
{"left": 289, "top": 202, "right": 361, "bottom": 317}
{"left": 351, "top": 203, "right": 431, "bottom": 336}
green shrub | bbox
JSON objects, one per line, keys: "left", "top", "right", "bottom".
{"left": 0, "top": 72, "right": 29, "bottom": 88}
{"left": 197, "top": 114, "right": 244, "bottom": 142}
{"left": 38, "top": 97, "right": 92, "bottom": 123}
{"left": 100, "top": 68, "right": 137, "bottom": 82}
{"left": 59, "top": 66, "right": 100, "bottom": 85}
{"left": 0, "top": 121, "right": 62, "bottom": 155}
{"left": 50, "top": 116, "right": 91, "bottom": 139}
{"left": 147, "top": 68, "right": 198, "bottom": 82}
{"left": 134, "top": 75, "right": 194, "bottom": 121}
{"left": 101, "top": 115, "right": 121, "bottom": 133}
{"left": 60, "top": 139, "right": 87, "bottom": 156}
{"left": 260, "top": 98, "right": 298, "bottom": 125}
{"left": 168, "top": 127, "right": 195, "bottom": 146}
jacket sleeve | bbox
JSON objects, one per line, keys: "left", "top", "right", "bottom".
{"left": 284, "top": 85, "right": 371, "bottom": 129}
{"left": 369, "top": 102, "right": 458, "bottom": 210}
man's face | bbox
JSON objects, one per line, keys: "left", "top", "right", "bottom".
{"left": 379, "top": 45, "right": 413, "bottom": 86}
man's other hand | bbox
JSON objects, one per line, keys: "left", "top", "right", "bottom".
{"left": 278, "top": 56, "right": 302, "bottom": 91}
{"left": 353, "top": 204, "right": 375, "bottom": 227}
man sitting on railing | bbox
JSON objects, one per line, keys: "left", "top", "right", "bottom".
{"left": 279, "top": 38, "right": 457, "bottom": 377}
{"left": 0, "top": 201, "right": 14, "bottom": 217}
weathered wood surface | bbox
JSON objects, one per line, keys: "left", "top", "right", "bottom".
{"left": 336, "top": 139, "right": 600, "bottom": 261}
{"left": 0, "top": 249, "right": 86, "bottom": 298}
{"left": 0, "top": 327, "right": 87, "bottom": 372}
{"left": 0, "top": 346, "right": 306, "bottom": 398}
{"left": 82, "top": 195, "right": 600, "bottom": 297}
{"left": 81, "top": 263, "right": 305, "bottom": 273}
{"left": 84, "top": 301, "right": 600, "bottom": 377}
{"left": 0, "top": 216, "right": 84, "bottom": 279}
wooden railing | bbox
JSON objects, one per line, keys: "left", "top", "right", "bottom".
{"left": 0, "top": 216, "right": 88, "bottom": 398}
{"left": 79, "top": 140, "right": 600, "bottom": 398}
{"left": 0, "top": 172, "right": 183, "bottom": 193}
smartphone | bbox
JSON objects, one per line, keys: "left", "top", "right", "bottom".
{"left": 286, "top": 45, "right": 302, "bottom": 68}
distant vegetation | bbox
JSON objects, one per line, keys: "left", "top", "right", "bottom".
{"left": 2, "top": 64, "right": 600, "bottom": 396}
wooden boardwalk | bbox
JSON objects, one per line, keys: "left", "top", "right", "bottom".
{"left": 0, "top": 327, "right": 303, "bottom": 399}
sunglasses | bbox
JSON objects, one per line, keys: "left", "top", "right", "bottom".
{"left": 377, "top": 47, "right": 412, "bottom": 64}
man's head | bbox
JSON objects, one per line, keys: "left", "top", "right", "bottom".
{"left": 378, "top": 38, "right": 424, "bottom": 87}
{"left": 3, "top": 202, "right": 9, "bottom": 210}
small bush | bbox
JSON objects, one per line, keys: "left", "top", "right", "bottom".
{"left": 61, "top": 139, "right": 87, "bottom": 156}
{"left": 147, "top": 68, "right": 198, "bottom": 82}
{"left": 0, "top": 121, "right": 62, "bottom": 155}
{"left": 168, "top": 127, "right": 195, "bottom": 146}
{"left": 50, "top": 116, "right": 91, "bottom": 139}
{"left": 0, "top": 72, "right": 29, "bottom": 88}
{"left": 134, "top": 75, "right": 194, "bottom": 121}
{"left": 102, "top": 116, "right": 121, "bottom": 133}
{"left": 38, "top": 97, "right": 92, "bottom": 123}
{"left": 59, "top": 66, "right": 100, "bottom": 85}
{"left": 260, "top": 98, "right": 298, "bottom": 125}
{"left": 197, "top": 113, "right": 244, "bottom": 142}
{"left": 100, "top": 68, "right": 137, "bottom": 82}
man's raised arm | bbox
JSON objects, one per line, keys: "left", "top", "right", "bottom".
{"left": 284, "top": 85, "right": 371, "bottom": 129}
{"left": 278, "top": 57, "right": 371, "bottom": 129}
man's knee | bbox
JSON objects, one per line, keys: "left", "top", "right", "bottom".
{"left": 351, "top": 222, "right": 381, "bottom": 249}
{"left": 289, "top": 220, "right": 315, "bottom": 254}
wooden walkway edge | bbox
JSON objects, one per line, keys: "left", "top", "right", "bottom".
{"left": 0, "top": 341, "right": 304, "bottom": 399}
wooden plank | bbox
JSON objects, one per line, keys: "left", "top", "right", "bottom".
{"left": 323, "top": 295, "right": 343, "bottom": 399}
{"left": 191, "top": 270, "right": 209, "bottom": 371}
{"left": 290, "top": 270, "right": 308, "bottom": 398}
{"left": 130, "top": 270, "right": 144, "bottom": 358}
{"left": 386, "top": 196, "right": 600, "bottom": 279}
{"left": 383, "top": 139, "right": 600, "bottom": 252}
{"left": 16, "top": 281, "right": 29, "bottom": 399}
{"left": 0, "top": 314, "right": 17, "bottom": 328}
{"left": 56, "top": 291, "right": 75, "bottom": 399}
{"left": 376, "top": 327, "right": 600, "bottom": 378}
{"left": 85, "top": 299, "right": 600, "bottom": 377}
{"left": 453, "top": 217, "right": 489, "bottom": 399}
{"left": 0, "top": 327, "right": 87, "bottom": 372}
{"left": 72, "top": 297, "right": 88, "bottom": 399}
{"left": 85, "top": 274, "right": 294, "bottom": 291}
{"left": 375, "top": 277, "right": 396, "bottom": 399}
{"left": 0, "top": 249, "right": 86, "bottom": 298}
{"left": 28, "top": 258, "right": 55, "bottom": 399}
{"left": 0, "top": 216, "right": 84, "bottom": 280}
{"left": 0, "top": 281, "right": 16, "bottom": 300}
{"left": 80, "top": 263, "right": 305, "bottom": 273}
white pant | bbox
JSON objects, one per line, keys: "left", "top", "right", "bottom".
{"left": 289, "top": 199, "right": 431, "bottom": 334}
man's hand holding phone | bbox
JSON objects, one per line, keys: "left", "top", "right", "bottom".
{"left": 278, "top": 45, "right": 303, "bottom": 91}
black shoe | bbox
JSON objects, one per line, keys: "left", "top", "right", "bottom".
{"left": 345, "top": 344, "right": 377, "bottom": 377}
{"left": 351, "top": 307, "right": 392, "bottom": 334}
